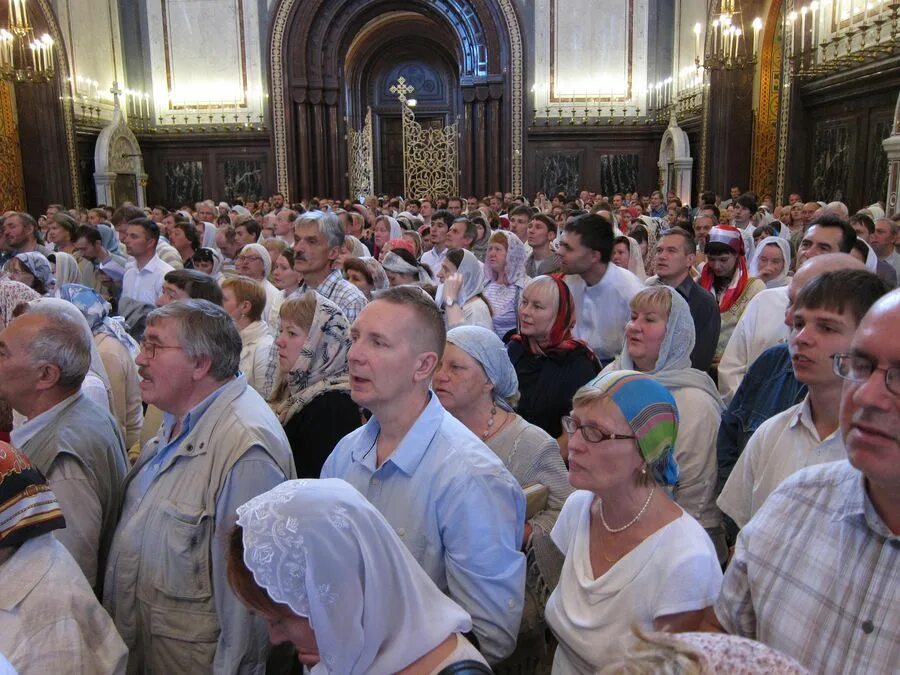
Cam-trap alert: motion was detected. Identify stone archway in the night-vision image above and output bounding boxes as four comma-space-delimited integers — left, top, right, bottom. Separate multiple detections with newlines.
658, 113, 692, 204
269, 0, 523, 200
94, 104, 147, 207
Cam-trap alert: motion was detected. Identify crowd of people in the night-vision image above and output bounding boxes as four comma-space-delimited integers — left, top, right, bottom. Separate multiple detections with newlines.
0, 186, 897, 674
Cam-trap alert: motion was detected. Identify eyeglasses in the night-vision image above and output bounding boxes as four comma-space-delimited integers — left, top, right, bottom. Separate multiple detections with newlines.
139, 340, 184, 359
832, 353, 900, 396
561, 415, 636, 444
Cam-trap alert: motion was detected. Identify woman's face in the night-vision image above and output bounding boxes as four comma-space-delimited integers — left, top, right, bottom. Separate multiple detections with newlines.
272, 255, 300, 291
475, 222, 486, 242
7, 259, 35, 288
385, 270, 415, 287
754, 243, 785, 283
221, 288, 243, 323
518, 283, 558, 340
611, 242, 631, 269
638, 239, 648, 258
436, 257, 457, 283
335, 242, 354, 269
850, 246, 867, 264
566, 398, 643, 493
47, 222, 68, 245
274, 319, 309, 372
485, 242, 507, 274
195, 259, 214, 275
169, 226, 187, 249
374, 220, 390, 248
260, 610, 319, 668
433, 343, 491, 414
625, 305, 669, 371
346, 268, 373, 296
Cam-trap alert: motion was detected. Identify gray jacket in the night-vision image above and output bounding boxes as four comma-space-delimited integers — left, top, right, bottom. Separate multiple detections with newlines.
103, 376, 295, 674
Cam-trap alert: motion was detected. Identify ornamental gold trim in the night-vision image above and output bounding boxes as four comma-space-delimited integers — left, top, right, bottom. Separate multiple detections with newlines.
348, 107, 374, 199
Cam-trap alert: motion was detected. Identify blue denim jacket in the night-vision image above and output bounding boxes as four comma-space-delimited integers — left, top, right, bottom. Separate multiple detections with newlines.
716, 344, 807, 495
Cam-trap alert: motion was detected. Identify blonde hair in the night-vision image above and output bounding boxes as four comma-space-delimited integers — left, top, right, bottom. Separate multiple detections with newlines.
597, 625, 705, 675
489, 230, 508, 248
629, 286, 672, 317
278, 291, 318, 334
221, 275, 266, 322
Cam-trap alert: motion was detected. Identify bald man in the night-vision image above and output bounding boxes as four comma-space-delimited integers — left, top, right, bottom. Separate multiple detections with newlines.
718, 253, 866, 403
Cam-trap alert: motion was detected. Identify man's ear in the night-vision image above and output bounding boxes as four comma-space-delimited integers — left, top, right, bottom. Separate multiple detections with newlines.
412, 351, 439, 384
191, 354, 214, 382
33, 362, 62, 391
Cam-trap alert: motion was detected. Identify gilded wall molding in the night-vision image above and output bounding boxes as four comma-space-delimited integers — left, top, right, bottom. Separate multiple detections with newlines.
269, 0, 523, 199
0, 83, 26, 211
750, 0, 785, 199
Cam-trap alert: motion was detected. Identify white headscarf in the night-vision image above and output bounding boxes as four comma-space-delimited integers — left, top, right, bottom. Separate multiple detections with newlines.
378, 216, 403, 241
240, 243, 272, 278
436, 249, 485, 309
748, 236, 792, 288
381, 251, 432, 284
854, 238, 879, 273
623, 236, 647, 281
236, 478, 472, 675
199, 221, 219, 249
606, 286, 723, 407
50, 251, 80, 291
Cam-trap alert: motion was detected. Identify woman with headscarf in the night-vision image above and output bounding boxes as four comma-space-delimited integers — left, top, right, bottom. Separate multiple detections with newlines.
381, 248, 433, 287
335, 235, 368, 269
373, 215, 402, 260
48, 251, 81, 295
604, 286, 726, 559
545, 371, 723, 672
268, 292, 361, 478
0, 441, 128, 673
5, 252, 53, 295
59, 284, 143, 450
235, 242, 282, 325
228, 478, 488, 674
483, 230, 530, 339
748, 236, 791, 288
507, 275, 600, 446
436, 248, 492, 330
21, 297, 114, 414
342, 256, 389, 301
470, 214, 492, 262
611, 235, 647, 281
699, 225, 766, 364
191, 246, 224, 280
435, 325, 572, 672
630, 216, 661, 277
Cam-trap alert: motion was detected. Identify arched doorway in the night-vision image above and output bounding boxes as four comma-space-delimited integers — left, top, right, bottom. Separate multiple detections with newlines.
269, 0, 523, 200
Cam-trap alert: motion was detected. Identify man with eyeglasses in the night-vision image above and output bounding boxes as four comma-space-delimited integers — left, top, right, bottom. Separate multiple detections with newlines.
718, 269, 887, 529
707, 288, 900, 673
103, 300, 295, 673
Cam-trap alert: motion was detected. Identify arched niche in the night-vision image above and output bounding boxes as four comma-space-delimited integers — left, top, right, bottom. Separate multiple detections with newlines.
269, 0, 523, 199
94, 106, 147, 208
658, 113, 693, 204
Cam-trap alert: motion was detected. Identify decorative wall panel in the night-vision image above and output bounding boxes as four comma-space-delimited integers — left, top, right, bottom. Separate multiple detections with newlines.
811, 124, 851, 203
540, 153, 580, 196
599, 154, 639, 195
222, 159, 264, 202
867, 117, 892, 206
0, 82, 25, 212
164, 160, 204, 206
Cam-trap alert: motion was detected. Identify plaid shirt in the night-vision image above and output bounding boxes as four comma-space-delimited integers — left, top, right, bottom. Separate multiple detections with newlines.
716, 460, 899, 674
295, 269, 367, 322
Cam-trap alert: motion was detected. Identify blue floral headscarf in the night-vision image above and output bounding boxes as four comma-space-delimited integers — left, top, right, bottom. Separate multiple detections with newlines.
59, 283, 140, 358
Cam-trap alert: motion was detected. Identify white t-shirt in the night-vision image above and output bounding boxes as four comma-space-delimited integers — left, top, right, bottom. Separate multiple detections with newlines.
565, 264, 643, 361
546, 491, 723, 674
717, 396, 845, 528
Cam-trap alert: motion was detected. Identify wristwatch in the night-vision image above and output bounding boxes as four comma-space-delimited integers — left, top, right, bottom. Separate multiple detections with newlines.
445, 297, 457, 307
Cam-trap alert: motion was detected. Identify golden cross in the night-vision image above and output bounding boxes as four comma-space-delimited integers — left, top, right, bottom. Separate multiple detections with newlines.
390, 77, 415, 102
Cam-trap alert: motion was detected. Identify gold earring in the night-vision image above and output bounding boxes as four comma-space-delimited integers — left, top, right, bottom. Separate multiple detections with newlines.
641, 466, 647, 475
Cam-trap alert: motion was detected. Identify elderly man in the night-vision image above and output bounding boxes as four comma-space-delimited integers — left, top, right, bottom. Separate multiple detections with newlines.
871, 217, 900, 278
706, 289, 900, 673
3, 212, 51, 256
292, 210, 367, 321
0, 308, 128, 589
321, 287, 526, 664
103, 300, 295, 674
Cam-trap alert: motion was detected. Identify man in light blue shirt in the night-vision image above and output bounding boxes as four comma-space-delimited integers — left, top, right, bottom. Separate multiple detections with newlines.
321, 286, 526, 664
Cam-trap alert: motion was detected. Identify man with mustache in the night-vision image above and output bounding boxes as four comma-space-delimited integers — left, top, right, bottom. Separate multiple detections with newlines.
707, 288, 900, 674
718, 269, 887, 528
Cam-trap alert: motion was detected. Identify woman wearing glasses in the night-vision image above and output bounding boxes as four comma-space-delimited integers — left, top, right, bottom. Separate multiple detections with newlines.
545, 371, 722, 673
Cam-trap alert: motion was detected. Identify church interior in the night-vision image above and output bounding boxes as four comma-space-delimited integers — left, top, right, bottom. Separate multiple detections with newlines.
1, 0, 898, 211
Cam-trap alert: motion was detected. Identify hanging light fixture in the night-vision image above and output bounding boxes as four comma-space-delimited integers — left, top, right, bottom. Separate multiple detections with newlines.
0, 0, 54, 83
702, 0, 763, 69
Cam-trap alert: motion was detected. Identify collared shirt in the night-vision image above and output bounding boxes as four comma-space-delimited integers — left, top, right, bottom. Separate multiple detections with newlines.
10, 393, 79, 447
321, 393, 526, 664
524, 251, 561, 278
565, 264, 643, 360
716, 460, 899, 673
295, 269, 367, 322
646, 274, 720, 371
421, 246, 448, 276
717, 396, 845, 528
881, 248, 900, 279
716, 344, 807, 495
717, 287, 790, 404
121, 253, 173, 304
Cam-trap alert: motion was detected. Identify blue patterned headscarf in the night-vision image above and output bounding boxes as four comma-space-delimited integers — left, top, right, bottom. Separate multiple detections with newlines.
59, 283, 140, 358
585, 370, 680, 485
446, 325, 519, 411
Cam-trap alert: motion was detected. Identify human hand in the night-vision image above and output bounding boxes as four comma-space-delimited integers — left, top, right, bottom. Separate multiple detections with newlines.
443, 272, 464, 303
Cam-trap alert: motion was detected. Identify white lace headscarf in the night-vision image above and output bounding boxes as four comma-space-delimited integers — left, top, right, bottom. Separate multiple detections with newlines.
748, 236, 791, 288
236, 478, 472, 674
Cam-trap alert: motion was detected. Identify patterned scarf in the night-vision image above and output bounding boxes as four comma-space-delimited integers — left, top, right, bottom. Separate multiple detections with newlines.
269, 294, 353, 424
699, 225, 750, 312
0, 440, 66, 548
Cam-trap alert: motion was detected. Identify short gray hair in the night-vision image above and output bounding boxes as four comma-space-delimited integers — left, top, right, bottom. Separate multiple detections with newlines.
876, 217, 899, 235
21, 301, 92, 389
146, 299, 241, 381
295, 209, 344, 248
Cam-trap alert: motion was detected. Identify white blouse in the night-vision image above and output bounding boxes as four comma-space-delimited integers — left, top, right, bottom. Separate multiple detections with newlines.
545, 490, 723, 673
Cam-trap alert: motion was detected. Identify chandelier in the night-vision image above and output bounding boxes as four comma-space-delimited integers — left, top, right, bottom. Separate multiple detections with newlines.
702, 1, 764, 69
0, 0, 54, 83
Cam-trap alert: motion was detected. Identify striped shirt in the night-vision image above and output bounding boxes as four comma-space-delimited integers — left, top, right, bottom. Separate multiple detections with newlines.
715, 460, 899, 674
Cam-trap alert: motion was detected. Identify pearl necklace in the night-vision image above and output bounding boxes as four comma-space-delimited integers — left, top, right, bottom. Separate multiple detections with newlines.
482, 403, 499, 439
598, 486, 656, 533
